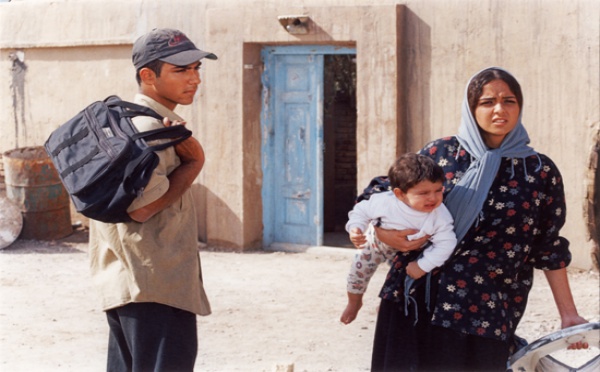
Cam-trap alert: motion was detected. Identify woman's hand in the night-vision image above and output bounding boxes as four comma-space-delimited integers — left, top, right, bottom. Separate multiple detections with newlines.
561, 314, 589, 350
544, 269, 589, 350
374, 227, 430, 252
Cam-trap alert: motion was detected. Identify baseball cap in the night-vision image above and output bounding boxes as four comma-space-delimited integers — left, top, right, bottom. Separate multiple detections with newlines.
132, 28, 217, 70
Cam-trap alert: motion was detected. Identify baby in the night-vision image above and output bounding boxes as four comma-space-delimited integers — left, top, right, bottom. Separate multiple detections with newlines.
341, 153, 457, 324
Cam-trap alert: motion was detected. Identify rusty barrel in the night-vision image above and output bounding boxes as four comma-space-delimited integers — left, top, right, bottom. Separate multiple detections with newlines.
2, 146, 72, 240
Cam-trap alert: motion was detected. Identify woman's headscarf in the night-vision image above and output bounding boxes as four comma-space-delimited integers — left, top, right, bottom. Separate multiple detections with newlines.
444, 67, 538, 243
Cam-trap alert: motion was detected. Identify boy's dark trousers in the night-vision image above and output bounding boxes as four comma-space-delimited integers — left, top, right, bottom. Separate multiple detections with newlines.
106, 302, 197, 372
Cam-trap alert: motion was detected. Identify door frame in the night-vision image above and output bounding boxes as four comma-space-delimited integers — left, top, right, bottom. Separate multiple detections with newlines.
260, 45, 357, 248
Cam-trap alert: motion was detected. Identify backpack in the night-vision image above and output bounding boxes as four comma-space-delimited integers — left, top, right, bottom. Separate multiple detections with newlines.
44, 95, 192, 223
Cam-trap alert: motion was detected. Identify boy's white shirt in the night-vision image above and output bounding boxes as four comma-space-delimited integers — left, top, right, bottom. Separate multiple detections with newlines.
346, 191, 457, 272
126, 94, 183, 212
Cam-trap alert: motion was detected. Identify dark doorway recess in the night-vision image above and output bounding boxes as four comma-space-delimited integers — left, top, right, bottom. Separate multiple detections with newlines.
323, 54, 357, 248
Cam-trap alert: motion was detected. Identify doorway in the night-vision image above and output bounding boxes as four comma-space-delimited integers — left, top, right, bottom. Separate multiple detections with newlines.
261, 46, 356, 248
323, 55, 357, 248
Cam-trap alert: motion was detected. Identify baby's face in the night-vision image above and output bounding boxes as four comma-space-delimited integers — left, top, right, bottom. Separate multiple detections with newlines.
395, 180, 444, 213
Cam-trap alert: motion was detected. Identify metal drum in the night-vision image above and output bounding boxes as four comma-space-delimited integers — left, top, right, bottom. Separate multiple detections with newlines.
3, 146, 72, 240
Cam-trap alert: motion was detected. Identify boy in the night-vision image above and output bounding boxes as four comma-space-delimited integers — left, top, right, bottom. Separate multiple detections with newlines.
340, 153, 457, 324
88, 28, 217, 371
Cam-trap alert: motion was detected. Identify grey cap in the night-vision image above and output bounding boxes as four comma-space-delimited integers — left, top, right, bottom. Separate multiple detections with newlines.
132, 28, 217, 70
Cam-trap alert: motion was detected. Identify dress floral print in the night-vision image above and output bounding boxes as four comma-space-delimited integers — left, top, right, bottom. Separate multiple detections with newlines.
379, 136, 571, 342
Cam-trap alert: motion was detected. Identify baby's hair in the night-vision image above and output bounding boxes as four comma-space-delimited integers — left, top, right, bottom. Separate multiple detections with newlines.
388, 153, 444, 192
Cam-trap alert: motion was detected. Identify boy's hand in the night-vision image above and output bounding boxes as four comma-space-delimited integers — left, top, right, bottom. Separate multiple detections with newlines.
163, 117, 186, 127
340, 292, 363, 324
406, 261, 426, 279
349, 227, 366, 248
162, 117, 203, 164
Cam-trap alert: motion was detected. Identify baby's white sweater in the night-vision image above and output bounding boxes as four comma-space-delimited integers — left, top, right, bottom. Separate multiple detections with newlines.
346, 191, 457, 272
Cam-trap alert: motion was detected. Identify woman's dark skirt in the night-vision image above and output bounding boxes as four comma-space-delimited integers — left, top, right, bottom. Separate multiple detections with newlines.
371, 278, 435, 372
371, 289, 511, 371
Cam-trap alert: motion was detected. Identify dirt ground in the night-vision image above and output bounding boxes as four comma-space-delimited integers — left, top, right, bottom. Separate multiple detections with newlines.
0, 229, 598, 372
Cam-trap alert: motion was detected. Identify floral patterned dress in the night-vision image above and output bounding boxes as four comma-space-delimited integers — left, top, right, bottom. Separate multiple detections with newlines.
379, 136, 571, 342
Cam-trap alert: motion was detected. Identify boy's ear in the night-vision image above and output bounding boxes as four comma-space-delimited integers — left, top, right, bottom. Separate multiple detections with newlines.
392, 188, 404, 198
139, 67, 156, 84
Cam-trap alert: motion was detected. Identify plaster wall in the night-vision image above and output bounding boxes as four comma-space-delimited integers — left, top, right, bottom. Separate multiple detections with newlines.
1, 0, 598, 268
403, 0, 600, 271
0, 0, 216, 240
202, 5, 402, 249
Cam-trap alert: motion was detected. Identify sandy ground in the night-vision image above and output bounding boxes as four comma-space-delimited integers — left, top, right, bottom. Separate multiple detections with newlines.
0, 229, 598, 372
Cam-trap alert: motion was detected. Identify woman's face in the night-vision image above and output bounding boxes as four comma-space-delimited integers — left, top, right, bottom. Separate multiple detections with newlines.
474, 79, 521, 148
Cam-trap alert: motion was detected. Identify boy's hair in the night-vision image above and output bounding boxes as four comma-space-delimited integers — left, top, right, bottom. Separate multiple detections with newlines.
135, 59, 165, 85
388, 153, 444, 192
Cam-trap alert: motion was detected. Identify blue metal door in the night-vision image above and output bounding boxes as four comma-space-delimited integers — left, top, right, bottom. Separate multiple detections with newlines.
261, 46, 355, 247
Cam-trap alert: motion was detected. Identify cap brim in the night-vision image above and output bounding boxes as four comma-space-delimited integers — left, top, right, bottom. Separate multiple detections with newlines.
160, 49, 218, 66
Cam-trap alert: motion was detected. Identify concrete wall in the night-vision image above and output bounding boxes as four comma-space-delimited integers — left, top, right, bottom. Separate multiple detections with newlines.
1, 0, 598, 268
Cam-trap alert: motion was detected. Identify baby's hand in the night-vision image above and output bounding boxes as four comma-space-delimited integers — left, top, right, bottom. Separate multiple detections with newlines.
406, 261, 426, 279
349, 228, 366, 249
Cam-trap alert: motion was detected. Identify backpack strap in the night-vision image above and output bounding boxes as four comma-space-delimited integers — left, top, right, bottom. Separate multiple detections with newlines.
130, 125, 191, 144
122, 130, 192, 188
104, 96, 195, 181
107, 98, 193, 144
123, 125, 193, 186
106, 98, 164, 121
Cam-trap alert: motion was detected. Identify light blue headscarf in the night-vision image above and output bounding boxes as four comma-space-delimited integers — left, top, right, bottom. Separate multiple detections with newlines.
444, 67, 538, 243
